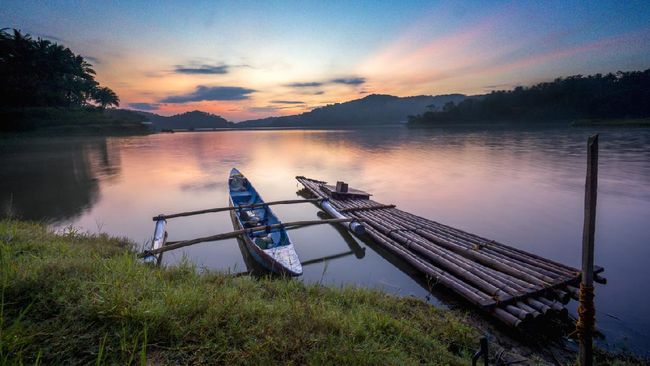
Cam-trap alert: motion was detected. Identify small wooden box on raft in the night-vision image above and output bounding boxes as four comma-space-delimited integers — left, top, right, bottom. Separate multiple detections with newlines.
321, 181, 371, 200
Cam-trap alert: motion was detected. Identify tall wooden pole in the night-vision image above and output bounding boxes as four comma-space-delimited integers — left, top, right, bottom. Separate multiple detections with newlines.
579, 134, 598, 366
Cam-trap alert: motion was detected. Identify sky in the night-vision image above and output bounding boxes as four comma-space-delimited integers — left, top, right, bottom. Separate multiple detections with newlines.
2, 0, 650, 121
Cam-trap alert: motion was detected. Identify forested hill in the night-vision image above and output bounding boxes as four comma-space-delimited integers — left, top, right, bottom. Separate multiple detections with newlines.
135, 110, 233, 130
237, 94, 467, 128
408, 69, 650, 125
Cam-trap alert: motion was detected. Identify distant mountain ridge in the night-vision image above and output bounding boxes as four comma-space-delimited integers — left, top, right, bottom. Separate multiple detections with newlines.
237, 94, 467, 127
125, 93, 467, 130
134, 110, 234, 130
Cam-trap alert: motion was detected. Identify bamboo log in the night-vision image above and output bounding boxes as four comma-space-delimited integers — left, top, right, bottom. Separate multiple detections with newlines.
525, 298, 552, 314
339, 197, 569, 308
493, 308, 522, 328
516, 301, 542, 318
505, 305, 533, 321
362, 224, 494, 307
537, 297, 568, 317
391, 209, 576, 278
361, 206, 568, 316
391, 208, 578, 277
363, 210, 536, 293
396, 229, 526, 296
360, 211, 514, 301
386, 209, 564, 284
320, 200, 365, 235
566, 285, 580, 300
339, 204, 396, 213
139, 218, 356, 257
363, 211, 524, 298
154, 198, 324, 220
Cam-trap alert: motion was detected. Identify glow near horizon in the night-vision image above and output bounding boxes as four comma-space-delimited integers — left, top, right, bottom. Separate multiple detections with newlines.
2, 0, 649, 121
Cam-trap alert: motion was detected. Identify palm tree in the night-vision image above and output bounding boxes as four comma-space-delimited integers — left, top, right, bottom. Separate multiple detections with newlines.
92, 86, 119, 109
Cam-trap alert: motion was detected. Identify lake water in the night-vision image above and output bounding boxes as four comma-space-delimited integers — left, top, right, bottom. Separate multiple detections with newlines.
2, 126, 649, 355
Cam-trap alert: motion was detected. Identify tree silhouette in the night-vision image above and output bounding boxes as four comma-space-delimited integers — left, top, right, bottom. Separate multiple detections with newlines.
408, 69, 650, 124
92, 87, 120, 109
0, 28, 118, 109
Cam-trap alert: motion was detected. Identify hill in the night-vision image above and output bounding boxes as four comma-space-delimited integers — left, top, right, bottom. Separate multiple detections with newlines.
134, 110, 234, 130
237, 94, 466, 128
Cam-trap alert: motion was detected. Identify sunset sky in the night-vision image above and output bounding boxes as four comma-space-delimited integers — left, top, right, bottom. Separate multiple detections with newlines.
2, 0, 649, 121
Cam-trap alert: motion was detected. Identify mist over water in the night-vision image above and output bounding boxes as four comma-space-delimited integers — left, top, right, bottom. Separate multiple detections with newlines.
2, 126, 649, 354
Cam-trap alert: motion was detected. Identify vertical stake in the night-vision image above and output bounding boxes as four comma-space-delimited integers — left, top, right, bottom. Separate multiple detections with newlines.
579, 134, 598, 366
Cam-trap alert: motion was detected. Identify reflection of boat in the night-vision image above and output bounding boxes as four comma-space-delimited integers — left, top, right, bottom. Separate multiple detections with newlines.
228, 168, 302, 276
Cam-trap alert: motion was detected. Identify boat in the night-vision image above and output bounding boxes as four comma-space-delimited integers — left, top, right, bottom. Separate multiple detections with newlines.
228, 168, 303, 276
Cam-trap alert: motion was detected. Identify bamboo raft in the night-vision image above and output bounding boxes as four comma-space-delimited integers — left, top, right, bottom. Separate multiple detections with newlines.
297, 176, 605, 328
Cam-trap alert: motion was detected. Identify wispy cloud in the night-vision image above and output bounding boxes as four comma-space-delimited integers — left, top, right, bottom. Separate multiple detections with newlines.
286, 81, 323, 88
174, 64, 229, 74
129, 102, 160, 110
270, 100, 304, 104
285, 76, 366, 89
247, 106, 279, 113
331, 77, 366, 85
161, 86, 255, 103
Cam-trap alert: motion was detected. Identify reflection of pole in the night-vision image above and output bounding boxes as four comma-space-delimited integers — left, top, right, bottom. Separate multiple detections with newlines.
579, 135, 598, 366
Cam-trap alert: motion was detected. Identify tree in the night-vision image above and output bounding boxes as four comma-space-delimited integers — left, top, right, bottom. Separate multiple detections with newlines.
0, 28, 118, 109
92, 87, 119, 109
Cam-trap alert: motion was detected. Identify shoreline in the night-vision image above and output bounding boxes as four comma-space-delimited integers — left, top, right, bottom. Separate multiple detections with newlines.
0, 219, 644, 365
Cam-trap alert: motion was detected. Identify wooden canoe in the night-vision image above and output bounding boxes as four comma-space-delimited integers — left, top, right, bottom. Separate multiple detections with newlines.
228, 168, 302, 276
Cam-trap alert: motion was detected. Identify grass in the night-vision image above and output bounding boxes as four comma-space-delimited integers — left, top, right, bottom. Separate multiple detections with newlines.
0, 220, 479, 365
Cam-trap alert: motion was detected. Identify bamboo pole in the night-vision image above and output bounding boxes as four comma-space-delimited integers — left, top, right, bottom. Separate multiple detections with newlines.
537, 297, 568, 316
392, 209, 573, 279
138, 218, 356, 257
362, 210, 524, 298
386, 210, 556, 286
493, 308, 522, 328
505, 305, 533, 321
516, 301, 542, 318
579, 134, 598, 366
362, 224, 494, 307
153, 198, 324, 220
525, 298, 551, 314
364, 209, 540, 292
391, 208, 578, 277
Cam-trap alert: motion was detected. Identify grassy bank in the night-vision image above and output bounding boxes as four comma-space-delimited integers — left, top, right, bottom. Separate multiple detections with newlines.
1, 220, 645, 365
1, 220, 479, 365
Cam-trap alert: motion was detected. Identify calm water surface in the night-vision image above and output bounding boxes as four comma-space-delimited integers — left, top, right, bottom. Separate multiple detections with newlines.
2, 127, 649, 354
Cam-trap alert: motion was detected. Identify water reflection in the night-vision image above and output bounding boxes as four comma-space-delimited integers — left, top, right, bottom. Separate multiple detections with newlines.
0, 136, 120, 222
2, 127, 650, 354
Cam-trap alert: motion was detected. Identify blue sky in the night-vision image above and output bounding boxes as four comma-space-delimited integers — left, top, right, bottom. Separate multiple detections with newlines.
2, 0, 649, 120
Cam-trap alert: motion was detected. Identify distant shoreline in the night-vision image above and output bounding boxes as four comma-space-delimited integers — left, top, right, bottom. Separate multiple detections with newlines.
571, 118, 650, 127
